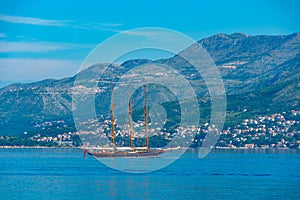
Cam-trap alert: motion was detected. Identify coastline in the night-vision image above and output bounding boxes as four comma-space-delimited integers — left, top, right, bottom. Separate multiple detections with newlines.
1, 145, 299, 151
0, 145, 76, 149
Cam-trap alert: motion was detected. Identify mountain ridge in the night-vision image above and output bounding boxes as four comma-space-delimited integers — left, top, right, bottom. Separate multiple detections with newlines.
0, 32, 299, 135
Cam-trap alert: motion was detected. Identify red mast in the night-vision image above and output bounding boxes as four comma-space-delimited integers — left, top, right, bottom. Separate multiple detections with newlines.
111, 85, 115, 144
144, 85, 149, 151
129, 94, 133, 148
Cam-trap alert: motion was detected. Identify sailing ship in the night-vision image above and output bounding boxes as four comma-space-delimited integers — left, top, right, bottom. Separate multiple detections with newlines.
87, 85, 166, 158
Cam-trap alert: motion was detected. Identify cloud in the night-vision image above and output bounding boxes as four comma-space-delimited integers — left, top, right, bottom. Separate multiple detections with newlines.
0, 41, 94, 53
0, 58, 80, 81
0, 14, 123, 32
93, 22, 123, 27
0, 14, 71, 27
73, 22, 123, 32
0, 33, 6, 38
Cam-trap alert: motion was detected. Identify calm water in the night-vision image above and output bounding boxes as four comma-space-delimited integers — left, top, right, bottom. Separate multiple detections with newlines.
0, 148, 299, 200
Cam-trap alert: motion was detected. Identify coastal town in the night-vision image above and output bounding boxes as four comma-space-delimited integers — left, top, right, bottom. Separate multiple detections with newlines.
1, 110, 299, 149
215, 110, 300, 149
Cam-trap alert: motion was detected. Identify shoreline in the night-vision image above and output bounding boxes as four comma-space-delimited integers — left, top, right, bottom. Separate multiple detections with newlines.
1, 145, 299, 151
0, 145, 75, 149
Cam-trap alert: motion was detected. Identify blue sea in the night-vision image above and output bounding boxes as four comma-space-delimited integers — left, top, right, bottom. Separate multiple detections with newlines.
0, 148, 299, 200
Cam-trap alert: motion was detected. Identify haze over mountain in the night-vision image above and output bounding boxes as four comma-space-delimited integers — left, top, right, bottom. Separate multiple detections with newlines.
0, 32, 299, 135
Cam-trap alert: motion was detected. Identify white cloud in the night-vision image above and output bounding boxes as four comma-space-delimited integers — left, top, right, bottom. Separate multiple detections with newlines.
0, 41, 94, 53
0, 14, 123, 32
0, 58, 81, 81
0, 14, 71, 27
73, 22, 123, 32
89, 22, 123, 28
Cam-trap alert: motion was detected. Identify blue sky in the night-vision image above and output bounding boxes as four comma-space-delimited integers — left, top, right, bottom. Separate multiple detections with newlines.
0, 0, 299, 83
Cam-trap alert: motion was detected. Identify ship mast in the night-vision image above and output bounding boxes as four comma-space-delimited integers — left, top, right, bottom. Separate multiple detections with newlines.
111, 85, 115, 144
144, 85, 149, 151
129, 92, 133, 148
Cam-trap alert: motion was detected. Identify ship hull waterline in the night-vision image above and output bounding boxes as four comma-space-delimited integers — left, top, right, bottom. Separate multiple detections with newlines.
87, 149, 165, 158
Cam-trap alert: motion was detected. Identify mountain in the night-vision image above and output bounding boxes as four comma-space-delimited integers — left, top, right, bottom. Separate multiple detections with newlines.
201, 32, 300, 92
0, 32, 299, 135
